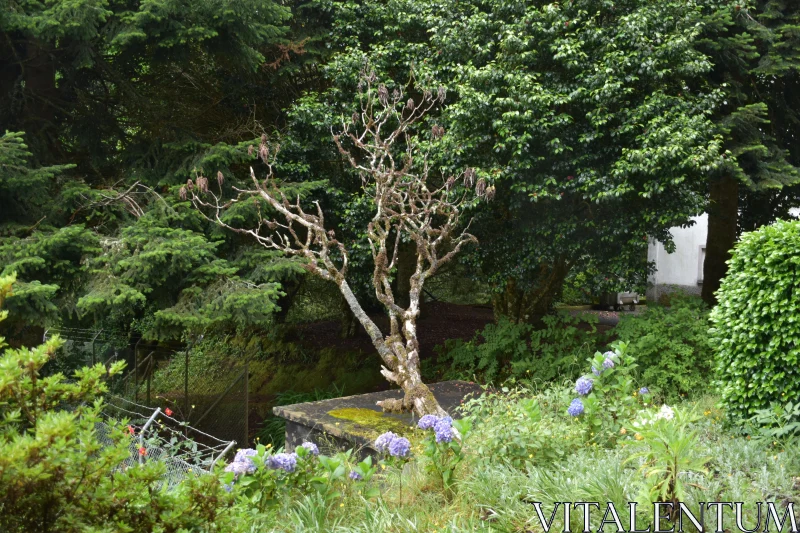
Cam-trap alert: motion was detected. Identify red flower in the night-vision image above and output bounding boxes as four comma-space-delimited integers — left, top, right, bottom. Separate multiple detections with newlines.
164, 408, 173, 417
127, 425, 134, 435
567, 175, 574, 181
138, 447, 146, 456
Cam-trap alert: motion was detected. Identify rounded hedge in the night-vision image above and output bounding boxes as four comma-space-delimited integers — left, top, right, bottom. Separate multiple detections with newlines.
710, 219, 800, 419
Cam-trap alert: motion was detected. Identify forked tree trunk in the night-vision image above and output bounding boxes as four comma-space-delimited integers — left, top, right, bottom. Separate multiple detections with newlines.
336, 278, 446, 416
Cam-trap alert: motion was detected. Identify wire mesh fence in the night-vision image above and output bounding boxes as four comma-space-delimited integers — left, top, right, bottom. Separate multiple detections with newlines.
98, 396, 236, 489
45, 328, 251, 448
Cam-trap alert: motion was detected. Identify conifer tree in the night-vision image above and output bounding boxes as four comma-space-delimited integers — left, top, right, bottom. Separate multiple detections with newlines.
698, 1, 800, 305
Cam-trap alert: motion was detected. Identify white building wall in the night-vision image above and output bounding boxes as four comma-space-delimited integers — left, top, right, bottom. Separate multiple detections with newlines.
647, 208, 800, 303
647, 214, 707, 302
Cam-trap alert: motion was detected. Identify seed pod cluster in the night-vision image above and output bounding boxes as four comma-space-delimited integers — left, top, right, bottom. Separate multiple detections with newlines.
463, 168, 476, 188
196, 175, 209, 193
378, 84, 389, 106
475, 178, 486, 197
431, 125, 445, 140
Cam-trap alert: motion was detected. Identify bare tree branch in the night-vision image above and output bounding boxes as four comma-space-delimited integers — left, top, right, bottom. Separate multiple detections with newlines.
189, 71, 492, 417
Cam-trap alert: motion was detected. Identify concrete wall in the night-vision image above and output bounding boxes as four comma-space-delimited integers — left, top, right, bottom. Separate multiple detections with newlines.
647, 208, 800, 303
647, 214, 707, 302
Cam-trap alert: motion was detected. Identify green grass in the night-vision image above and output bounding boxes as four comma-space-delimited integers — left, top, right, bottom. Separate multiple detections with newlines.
223, 393, 800, 532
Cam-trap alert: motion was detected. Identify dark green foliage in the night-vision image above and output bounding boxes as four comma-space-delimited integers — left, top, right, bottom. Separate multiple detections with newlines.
0, 0, 318, 339
1, 226, 100, 325
435, 313, 600, 384
0, 131, 74, 227
613, 296, 714, 403
711, 219, 800, 419
1, 0, 291, 170
306, 0, 725, 321
697, 1, 800, 304
75, 206, 298, 340
698, 1, 800, 192
0, 132, 95, 328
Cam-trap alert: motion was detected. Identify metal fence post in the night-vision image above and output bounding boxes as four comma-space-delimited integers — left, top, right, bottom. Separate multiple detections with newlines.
184, 350, 189, 417
146, 356, 152, 405
134, 349, 139, 402
91, 329, 102, 366
139, 407, 161, 465
213, 440, 237, 466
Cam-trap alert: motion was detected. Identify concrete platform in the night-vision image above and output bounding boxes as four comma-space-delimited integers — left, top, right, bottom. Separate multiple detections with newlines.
273, 380, 484, 457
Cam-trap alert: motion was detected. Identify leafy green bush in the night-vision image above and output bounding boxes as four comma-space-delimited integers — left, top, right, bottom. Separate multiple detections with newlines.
463, 384, 588, 470
565, 342, 647, 446
435, 313, 600, 384
222, 445, 380, 510
746, 402, 800, 446
0, 273, 232, 532
613, 296, 713, 403
710, 219, 800, 419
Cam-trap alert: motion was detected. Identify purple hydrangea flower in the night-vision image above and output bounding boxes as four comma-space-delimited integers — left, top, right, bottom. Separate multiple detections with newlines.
418, 414, 438, 430
349, 470, 363, 480
233, 448, 258, 462
301, 441, 319, 456
224, 448, 257, 475
374, 431, 397, 453
592, 366, 601, 376
223, 481, 234, 493
433, 418, 454, 443
639, 387, 649, 395
267, 452, 297, 473
575, 377, 593, 396
567, 398, 584, 417
388, 436, 411, 458
602, 358, 615, 369
603, 350, 616, 359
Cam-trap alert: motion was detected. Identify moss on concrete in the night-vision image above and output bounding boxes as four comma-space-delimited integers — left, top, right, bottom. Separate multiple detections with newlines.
327, 407, 412, 438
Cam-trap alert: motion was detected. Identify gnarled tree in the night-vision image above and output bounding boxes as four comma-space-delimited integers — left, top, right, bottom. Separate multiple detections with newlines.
189, 74, 488, 416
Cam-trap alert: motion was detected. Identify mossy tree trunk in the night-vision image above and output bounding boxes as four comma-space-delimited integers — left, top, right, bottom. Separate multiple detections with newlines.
337, 277, 446, 416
